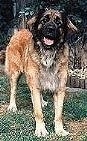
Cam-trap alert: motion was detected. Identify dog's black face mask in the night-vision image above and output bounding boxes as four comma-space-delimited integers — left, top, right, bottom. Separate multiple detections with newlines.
39, 17, 63, 46
34, 9, 67, 49
28, 9, 77, 67
28, 9, 77, 50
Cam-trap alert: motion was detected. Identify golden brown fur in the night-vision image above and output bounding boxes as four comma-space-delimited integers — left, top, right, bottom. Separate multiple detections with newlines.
5, 9, 77, 137
5, 28, 69, 136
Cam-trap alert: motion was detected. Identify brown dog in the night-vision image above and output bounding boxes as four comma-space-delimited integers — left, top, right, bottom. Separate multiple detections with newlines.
5, 9, 77, 137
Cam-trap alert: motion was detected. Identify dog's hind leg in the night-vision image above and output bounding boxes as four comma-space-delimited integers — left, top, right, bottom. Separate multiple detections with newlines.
41, 95, 48, 108
7, 71, 21, 112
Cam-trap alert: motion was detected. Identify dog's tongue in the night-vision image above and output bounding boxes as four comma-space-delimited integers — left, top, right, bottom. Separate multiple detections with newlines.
44, 37, 54, 45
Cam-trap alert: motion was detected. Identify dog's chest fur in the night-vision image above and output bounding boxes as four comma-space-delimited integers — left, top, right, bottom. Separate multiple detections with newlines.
28, 43, 68, 92
33, 46, 60, 91
39, 65, 59, 91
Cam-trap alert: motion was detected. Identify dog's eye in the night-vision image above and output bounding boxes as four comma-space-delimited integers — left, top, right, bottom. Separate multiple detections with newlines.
55, 18, 62, 27
40, 15, 50, 24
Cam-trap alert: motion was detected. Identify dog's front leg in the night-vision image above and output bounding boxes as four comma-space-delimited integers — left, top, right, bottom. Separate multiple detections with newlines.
32, 89, 48, 137
54, 70, 69, 136
26, 73, 48, 137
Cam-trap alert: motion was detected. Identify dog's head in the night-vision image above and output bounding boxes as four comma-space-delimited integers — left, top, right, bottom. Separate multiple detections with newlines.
28, 9, 77, 68
28, 9, 77, 50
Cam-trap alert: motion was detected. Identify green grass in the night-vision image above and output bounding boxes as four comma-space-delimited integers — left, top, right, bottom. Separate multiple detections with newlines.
1, 74, 87, 141
64, 91, 87, 121
80, 134, 87, 141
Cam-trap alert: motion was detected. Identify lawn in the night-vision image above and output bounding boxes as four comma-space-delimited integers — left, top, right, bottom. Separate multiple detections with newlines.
0, 72, 87, 141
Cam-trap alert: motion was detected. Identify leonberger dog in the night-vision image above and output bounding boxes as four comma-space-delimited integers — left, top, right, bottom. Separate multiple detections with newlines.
5, 8, 77, 137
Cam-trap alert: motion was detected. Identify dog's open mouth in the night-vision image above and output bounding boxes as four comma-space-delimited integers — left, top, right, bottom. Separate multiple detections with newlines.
43, 37, 54, 46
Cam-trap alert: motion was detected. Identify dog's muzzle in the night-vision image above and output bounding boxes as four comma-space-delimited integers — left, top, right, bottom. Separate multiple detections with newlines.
41, 22, 61, 46
43, 25, 57, 39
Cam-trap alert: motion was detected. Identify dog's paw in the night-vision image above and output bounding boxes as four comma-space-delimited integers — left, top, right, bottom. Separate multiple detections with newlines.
55, 129, 69, 136
35, 124, 48, 137
7, 104, 17, 112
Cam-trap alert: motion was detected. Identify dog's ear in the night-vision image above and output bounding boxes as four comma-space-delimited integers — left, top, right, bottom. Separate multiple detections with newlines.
61, 10, 77, 32
67, 19, 77, 31
27, 8, 45, 32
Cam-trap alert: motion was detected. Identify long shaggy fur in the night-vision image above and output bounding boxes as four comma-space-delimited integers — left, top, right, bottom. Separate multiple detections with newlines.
5, 9, 77, 137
